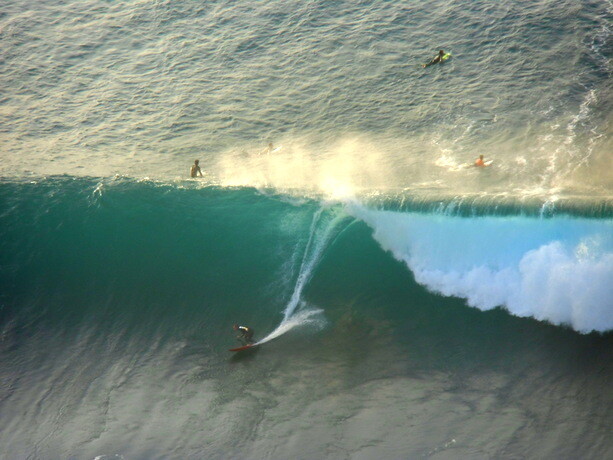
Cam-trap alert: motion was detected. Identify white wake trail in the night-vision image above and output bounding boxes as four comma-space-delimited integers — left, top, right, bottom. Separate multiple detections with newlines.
257, 206, 348, 345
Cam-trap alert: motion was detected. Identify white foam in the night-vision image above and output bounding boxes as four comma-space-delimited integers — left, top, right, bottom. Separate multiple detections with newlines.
349, 204, 613, 333
258, 206, 348, 344
257, 308, 326, 345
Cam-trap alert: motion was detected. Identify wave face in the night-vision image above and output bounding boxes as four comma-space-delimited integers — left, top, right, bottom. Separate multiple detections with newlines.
1, 177, 612, 459
0, 178, 320, 332
2, 177, 610, 338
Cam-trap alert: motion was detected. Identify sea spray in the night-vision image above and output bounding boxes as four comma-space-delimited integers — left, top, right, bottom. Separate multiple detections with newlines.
256, 309, 325, 345
257, 205, 351, 344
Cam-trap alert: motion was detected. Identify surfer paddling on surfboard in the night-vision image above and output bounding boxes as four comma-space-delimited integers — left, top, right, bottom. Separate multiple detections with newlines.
423, 49, 450, 68
233, 324, 254, 345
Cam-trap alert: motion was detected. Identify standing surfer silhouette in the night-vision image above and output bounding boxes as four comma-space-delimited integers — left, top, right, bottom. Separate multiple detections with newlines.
233, 324, 254, 344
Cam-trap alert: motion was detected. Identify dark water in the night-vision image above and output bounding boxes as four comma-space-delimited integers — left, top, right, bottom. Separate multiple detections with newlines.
0, 177, 611, 459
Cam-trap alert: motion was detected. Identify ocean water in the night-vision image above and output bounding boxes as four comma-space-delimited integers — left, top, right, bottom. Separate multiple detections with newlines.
1, 0, 612, 459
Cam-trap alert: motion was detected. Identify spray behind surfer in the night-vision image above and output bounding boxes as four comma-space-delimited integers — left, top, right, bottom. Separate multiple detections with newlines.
229, 208, 349, 352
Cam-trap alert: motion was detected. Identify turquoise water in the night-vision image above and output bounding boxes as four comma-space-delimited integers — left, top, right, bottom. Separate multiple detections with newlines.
1, 0, 612, 458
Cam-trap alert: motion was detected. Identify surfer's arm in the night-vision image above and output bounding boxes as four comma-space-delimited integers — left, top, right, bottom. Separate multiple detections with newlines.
423, 57, 439, 68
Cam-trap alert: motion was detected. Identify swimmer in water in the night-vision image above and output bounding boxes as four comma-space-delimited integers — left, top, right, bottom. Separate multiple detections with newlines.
474, 155, 490, 167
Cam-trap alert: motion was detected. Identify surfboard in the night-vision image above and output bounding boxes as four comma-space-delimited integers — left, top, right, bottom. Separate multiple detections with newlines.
259, 146, 282, 155
422, 53, 452, 67
229, 343, 258, 352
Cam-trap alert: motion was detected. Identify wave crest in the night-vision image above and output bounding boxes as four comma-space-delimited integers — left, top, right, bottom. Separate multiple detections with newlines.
350, 204, 613, 333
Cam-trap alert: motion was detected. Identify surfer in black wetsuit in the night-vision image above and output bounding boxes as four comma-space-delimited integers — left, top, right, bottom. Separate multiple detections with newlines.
423, 49, 445, 68
233, 324, 254, 344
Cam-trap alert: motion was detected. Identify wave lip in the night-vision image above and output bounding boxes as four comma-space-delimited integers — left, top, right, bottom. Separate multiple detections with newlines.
350, 204, 613, 333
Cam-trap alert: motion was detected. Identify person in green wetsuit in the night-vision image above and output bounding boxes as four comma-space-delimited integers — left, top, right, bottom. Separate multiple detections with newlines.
423, 50, 446, 68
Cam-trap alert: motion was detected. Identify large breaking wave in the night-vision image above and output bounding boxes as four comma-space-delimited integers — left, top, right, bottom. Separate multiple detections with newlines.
350, 203, 613, 333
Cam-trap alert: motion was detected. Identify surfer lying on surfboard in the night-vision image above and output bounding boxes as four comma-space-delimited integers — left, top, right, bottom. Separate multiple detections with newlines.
233, 324, 255, 344
423, 49, 450, 67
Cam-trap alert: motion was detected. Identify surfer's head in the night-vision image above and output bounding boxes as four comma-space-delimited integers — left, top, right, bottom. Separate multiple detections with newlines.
233, 324, 239, 330
439, 50, 444, 55
194, 159, 199, 165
